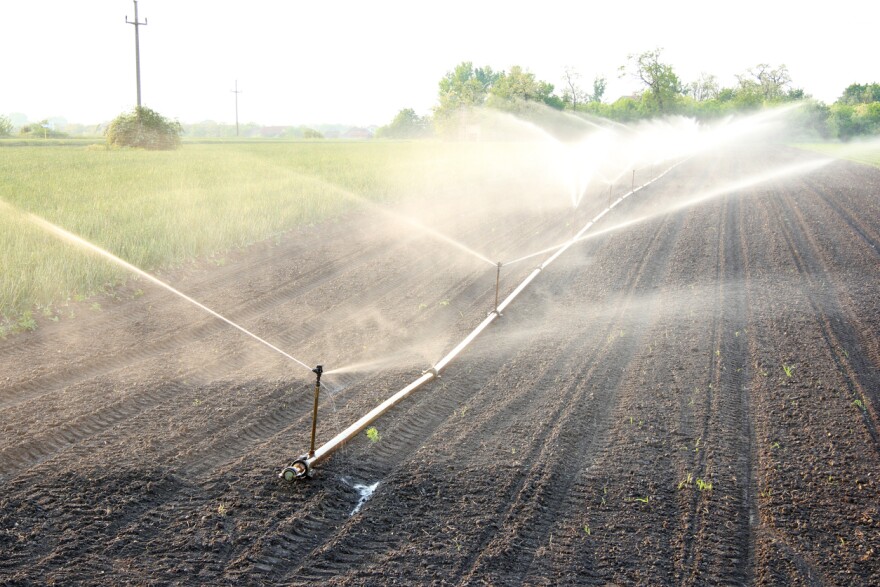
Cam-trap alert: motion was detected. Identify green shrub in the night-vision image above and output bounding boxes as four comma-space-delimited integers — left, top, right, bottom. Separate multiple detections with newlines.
0, 115, 13, 137
18, 120, 67, 139
106, 106, 182, 150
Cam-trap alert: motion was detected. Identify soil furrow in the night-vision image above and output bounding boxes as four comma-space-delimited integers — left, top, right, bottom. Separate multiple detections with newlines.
0, 242, 380, 412
464, 211, 685, 584
746, 184, 877, 584
0, 381, 187, 482
3, 147, 879, 585
775, 189, 880, 450
273, 198, 682, 584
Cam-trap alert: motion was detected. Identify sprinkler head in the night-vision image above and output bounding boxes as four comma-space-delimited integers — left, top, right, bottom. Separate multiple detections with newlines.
312, 364, 323, 384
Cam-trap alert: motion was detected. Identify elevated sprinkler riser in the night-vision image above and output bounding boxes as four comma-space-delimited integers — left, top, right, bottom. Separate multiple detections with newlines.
278, 364, 323, 481
308, 365, 323, 458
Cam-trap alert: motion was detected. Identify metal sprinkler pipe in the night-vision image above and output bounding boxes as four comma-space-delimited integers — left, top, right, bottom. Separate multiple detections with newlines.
280, 158, 689, 481
494, 261, 503, 315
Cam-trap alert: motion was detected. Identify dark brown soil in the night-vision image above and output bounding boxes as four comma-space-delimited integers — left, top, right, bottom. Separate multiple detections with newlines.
1, 145, 878, 586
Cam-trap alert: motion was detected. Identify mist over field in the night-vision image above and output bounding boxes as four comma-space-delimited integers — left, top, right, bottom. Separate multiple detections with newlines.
2, 5, 880, 585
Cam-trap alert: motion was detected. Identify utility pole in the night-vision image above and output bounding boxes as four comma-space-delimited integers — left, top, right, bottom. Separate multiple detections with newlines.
231, 80, 242, 136
125, 0, 148, 108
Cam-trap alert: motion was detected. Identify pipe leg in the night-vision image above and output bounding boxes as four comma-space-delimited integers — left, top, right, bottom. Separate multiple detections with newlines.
308, 365, 323, 458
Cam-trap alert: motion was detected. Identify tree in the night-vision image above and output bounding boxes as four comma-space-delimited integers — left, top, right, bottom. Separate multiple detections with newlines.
561, 67, 587, 110
106, 106, 182, 149
688, 73, 720, 102
828, 104, 858, 140
606, 96, 641, 122
838, 83, 880, 105
376, 108, 431, 139
0, 115, 12, 137
487, 66, 560, 111
435, 62, 499, 119
736, 64, 793, 102
590, 75, 607, 103
859, 102, 880, 134
828, 102, 880, 140
787, 100, 830, 140
622, 48, 684, 114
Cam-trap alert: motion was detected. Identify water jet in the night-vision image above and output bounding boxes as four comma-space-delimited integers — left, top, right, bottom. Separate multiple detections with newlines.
17, 208, 316, 375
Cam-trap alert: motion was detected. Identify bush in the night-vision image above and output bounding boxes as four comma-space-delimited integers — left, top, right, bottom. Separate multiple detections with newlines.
0, 115, 12, 137
106, 106, 182, 150
18, 120, 67, 139
376, 108, 432, 139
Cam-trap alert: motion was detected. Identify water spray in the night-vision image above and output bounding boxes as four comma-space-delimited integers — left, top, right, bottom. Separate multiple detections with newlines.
277, 111, 826, 481
279, 160, 687, 482
20, 211, 316, 376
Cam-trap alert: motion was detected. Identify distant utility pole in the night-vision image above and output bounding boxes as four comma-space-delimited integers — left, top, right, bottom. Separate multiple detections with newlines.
231, 80, 242, 136
125, 0, 148, 108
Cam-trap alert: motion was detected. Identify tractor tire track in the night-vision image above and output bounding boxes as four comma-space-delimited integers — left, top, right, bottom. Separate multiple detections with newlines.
260, 197, 683, 584
0, 380, 190, 482
681, 195, 755, 585
149, 215, 576, 576
0, 244, 380, 411
172, 218, 566, 480
773, 188, 880, 450
4, 147, 879, 585
457, 211, 685, 584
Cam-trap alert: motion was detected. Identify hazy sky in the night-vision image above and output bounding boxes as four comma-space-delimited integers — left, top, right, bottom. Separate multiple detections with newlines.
2, 1, 876, 126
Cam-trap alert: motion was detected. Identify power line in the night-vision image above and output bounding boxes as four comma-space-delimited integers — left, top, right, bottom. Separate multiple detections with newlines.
125, 0, 148, 108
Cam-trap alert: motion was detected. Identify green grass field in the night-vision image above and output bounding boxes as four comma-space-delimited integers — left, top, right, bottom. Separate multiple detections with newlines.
0, 141, 481, 334
794, 141, 880, 168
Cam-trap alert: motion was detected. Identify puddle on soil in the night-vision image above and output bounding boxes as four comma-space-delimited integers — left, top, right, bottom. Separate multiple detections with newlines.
342, 477, 381, 516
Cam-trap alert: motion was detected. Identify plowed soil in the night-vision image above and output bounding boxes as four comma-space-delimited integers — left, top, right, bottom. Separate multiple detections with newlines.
2, 145, 879, 586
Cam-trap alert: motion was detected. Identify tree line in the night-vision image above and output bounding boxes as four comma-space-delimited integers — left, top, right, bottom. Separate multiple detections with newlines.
377, 49, 880, 141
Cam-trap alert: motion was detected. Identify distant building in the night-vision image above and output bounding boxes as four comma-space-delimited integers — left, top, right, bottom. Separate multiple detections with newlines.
341, 127, 373, 140
258, 126, 287, 138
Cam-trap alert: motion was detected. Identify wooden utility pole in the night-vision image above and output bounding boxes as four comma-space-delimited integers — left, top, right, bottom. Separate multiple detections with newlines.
126, 0, 148, 107
232, 81, 242, 136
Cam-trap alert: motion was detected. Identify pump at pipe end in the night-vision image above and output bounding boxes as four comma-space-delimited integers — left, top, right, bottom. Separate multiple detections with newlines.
280, 456, 311, 481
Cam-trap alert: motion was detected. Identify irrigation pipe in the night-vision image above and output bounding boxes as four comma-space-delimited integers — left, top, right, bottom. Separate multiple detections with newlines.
281, 159, 686, 480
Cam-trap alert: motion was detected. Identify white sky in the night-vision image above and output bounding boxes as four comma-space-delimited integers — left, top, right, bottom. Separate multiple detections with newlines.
2, 1, 877, 126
